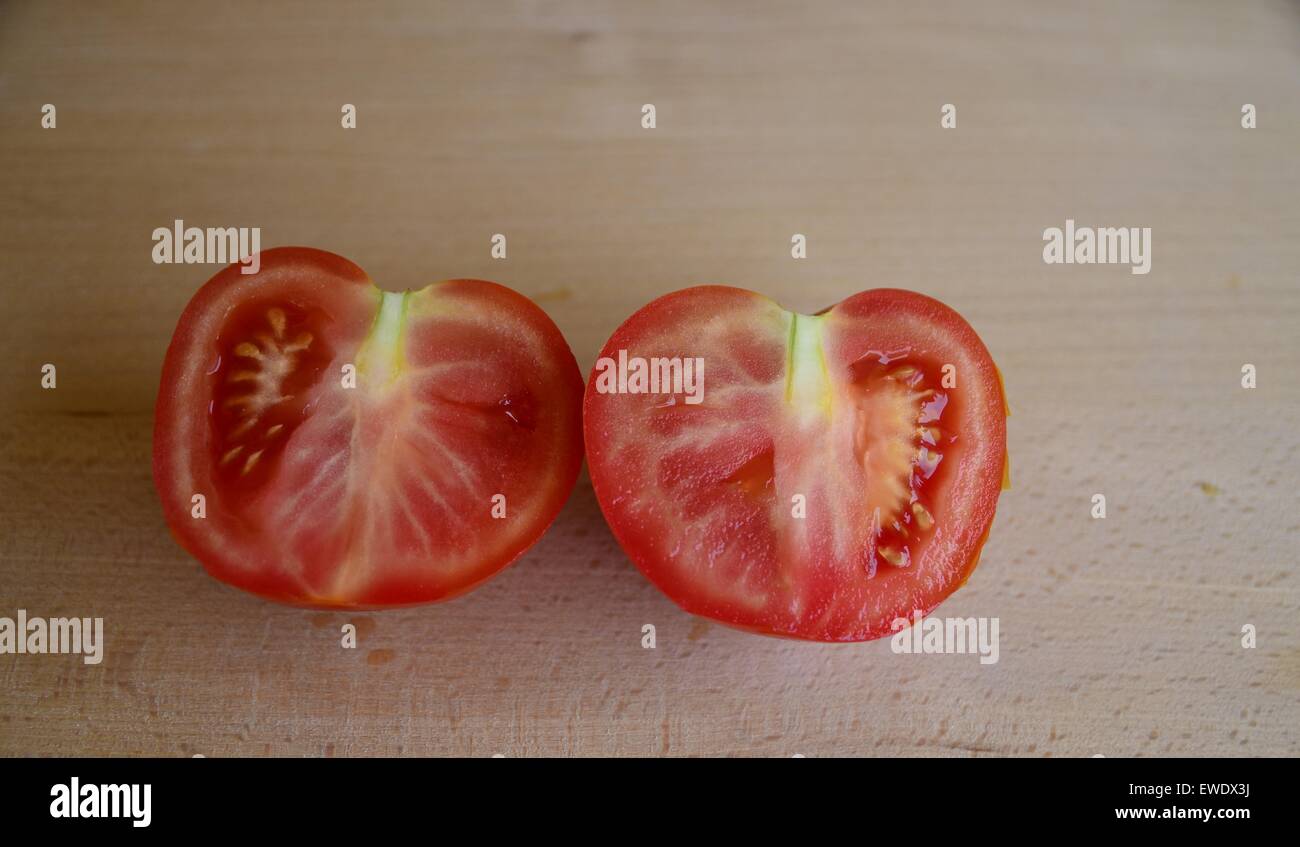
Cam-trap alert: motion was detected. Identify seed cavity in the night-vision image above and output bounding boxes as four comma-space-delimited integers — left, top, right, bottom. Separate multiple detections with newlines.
851, 352, 950, 578
919, 393, 948, 424
242, 449, 263, 475
267, 307, 287, 338
284, 332, 312, 353
878, 545, 908, 568
917, 448, 942, 480
889, 365, 923, 387
228, 417, 257, 439
212, 302, 331, 492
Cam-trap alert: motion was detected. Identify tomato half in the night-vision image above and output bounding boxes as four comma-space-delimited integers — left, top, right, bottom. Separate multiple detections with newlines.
583, 287, 1008, 641
153, 248, 584, 608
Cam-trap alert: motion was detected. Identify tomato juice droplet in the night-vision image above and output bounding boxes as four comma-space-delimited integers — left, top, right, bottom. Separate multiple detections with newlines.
498, 391, 538, 430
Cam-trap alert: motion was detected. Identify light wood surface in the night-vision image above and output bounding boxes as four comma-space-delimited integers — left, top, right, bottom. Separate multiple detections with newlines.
1, 1, 1298, 757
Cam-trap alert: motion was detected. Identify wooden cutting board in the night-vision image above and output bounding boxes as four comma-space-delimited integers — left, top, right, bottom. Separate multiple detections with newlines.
1, 0, 1297, 756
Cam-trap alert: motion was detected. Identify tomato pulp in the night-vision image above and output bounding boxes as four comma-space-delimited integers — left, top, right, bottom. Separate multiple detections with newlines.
583, 287, 1008, 641
154, 248, 584, 607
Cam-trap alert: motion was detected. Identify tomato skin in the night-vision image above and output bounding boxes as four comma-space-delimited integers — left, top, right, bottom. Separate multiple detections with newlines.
154, 248, 584, 608
584, 286, 1007, 642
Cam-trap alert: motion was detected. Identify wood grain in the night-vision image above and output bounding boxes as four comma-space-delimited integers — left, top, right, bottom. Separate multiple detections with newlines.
1, 0, 1297, 756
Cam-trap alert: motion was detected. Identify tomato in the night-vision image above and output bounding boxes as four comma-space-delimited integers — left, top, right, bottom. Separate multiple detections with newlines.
583, 287, 1008, 642
153, 248, 583, 608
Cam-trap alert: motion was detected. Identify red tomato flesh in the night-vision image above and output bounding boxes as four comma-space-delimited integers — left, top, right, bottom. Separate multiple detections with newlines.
154, 248, 583, 608
583, 287, 1008, 641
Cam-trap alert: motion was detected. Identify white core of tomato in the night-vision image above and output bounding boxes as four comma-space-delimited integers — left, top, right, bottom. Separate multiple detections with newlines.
785, 312, 830, 421
356, 290, 409, 388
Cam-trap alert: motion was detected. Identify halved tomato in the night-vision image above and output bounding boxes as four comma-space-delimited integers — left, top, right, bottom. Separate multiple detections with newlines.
153, 248, 583, 608
583, 287, 1007, 641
